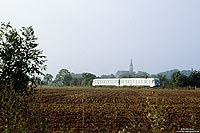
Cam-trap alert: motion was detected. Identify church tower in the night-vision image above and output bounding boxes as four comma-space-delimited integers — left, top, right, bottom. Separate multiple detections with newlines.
129, 59, 133, 73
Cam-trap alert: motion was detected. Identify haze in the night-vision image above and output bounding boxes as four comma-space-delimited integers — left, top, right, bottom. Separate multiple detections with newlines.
1, 0, 200, 76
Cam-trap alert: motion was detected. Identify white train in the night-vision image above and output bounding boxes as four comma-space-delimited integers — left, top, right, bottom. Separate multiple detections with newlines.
92, 78, 160, 87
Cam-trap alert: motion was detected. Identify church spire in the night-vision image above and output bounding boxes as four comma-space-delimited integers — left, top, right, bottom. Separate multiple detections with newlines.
129, 59, 133, 73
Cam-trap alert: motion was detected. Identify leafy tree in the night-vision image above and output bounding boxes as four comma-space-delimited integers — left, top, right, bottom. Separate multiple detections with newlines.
70, 78, 80, 86
150, 74, 157, 78
81, 73, 96, 86
71, 73, 82, 78
188, 70, 200, 87
43, 73, 53, 85
55, 69, 72, 86
171, 72, 188, 87
135, 71, 150, 78
0, 22, 46, 92
157, 74, 170, 86
101, 74, 116, 78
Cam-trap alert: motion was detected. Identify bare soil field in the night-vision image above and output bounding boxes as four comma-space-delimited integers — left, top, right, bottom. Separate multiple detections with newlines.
33, 87, 200, 132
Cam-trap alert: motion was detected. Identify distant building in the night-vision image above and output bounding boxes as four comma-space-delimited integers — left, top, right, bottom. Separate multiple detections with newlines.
129, 59, 133, 73
115, 59, 135, 77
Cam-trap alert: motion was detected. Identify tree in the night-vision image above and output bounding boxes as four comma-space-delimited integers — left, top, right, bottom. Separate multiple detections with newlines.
157, 74, 170, 86
55, 69, 72, 86
101, 74, 116, 78
188, 70, 200, 88
0, 22, 46, 92
70, 78, 80, 86
81, 73, 96, 86
43, 73, 53, 85
135, 71, 150, 78
171, 72, 188, 87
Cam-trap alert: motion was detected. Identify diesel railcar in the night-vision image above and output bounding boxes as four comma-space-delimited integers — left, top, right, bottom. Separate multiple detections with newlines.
92, 78, 160, 87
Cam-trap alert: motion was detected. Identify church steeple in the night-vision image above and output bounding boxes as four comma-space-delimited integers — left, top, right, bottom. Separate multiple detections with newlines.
129, 59, 133, 73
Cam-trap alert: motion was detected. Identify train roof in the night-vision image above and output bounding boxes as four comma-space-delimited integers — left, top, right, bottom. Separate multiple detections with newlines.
93, 78, 120, 80
93, 78, 159, 80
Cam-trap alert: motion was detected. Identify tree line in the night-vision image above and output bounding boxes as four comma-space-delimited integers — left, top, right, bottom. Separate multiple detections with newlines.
42, 69, 96, 87
42, 69, 200, 89
158, 70, 200, 88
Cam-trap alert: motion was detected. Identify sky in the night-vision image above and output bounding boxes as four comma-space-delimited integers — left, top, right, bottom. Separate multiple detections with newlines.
1, 0, 200, 76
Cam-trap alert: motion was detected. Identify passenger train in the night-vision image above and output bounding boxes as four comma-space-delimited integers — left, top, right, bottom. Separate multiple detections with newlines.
92, 78, 160, 87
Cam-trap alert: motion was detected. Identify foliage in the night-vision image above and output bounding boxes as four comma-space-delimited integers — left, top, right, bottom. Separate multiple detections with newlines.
81, 73, 96, 86
100, 74, 116, 78
71, 73, 82, 78
0, 89, 49, 132
158, 69, 192, 79
171, 72, 188, 87
70, 78, 81, 86
48, 69, 96, 87
188, 70, 200, 87
169, 70, 200, 88
0, 22, 46, 92
144, 96, 167, 132
135, 71, 150, 78
43, 73, 53, 85
55, 69, 72, 86
157, 74, 170, 87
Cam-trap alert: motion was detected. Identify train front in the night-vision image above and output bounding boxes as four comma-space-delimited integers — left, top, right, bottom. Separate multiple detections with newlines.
154, 78, 161, 86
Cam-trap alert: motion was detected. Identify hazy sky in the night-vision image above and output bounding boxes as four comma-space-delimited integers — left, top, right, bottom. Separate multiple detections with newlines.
1, 0, 200, 76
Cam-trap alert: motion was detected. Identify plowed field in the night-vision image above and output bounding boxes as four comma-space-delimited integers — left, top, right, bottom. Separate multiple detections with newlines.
33, 87, 200, 132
